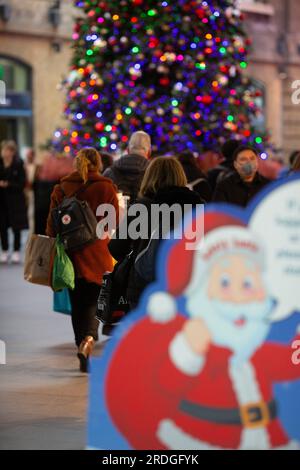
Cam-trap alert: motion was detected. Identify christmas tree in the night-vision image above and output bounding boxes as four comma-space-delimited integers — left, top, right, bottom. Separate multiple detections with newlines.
53, 0, 268, 156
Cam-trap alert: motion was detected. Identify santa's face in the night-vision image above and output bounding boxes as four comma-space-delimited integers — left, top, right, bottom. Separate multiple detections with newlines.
186, 254, 275, 361
207, 255, 266, 305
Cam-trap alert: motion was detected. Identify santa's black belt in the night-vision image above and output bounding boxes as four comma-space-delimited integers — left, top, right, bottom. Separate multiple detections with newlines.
179, 399, 277, 428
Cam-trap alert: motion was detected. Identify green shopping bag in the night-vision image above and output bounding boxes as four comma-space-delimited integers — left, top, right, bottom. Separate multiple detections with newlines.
52, 236, 75, 291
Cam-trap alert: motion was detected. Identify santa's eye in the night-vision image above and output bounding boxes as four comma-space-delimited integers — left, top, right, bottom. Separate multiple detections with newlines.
243, 277, 254, 290
220, 274, 230, 288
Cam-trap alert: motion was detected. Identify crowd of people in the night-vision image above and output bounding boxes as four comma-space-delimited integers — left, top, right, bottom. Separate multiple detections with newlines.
0, 132, 299, 371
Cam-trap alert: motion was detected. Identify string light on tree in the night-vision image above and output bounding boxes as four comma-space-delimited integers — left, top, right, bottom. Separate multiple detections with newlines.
53, 0, 269, 155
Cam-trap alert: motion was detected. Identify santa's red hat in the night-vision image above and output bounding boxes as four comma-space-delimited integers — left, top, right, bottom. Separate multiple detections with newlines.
166, 211, 247, 296
148, 211, 265, 324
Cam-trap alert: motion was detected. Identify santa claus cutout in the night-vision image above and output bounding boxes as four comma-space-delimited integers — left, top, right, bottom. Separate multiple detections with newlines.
104, 209, 300, 450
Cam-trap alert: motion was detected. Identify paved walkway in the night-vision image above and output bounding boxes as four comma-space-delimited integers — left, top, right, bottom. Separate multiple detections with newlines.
0, 258, 106, 450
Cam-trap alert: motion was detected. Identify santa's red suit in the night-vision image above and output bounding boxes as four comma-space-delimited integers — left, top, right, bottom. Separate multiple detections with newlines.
105, 308, 300, 450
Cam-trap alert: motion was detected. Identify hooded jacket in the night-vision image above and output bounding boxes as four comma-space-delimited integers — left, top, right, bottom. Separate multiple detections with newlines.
103, 153, 148, 202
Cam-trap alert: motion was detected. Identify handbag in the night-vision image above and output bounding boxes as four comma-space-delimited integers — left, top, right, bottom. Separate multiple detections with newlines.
96, 251, 134, 325
53, 289, 72, 315
24, 234, 56, 286
52, 236, 75, 291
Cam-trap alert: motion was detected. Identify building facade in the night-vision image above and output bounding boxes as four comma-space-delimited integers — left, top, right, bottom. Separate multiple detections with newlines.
0, 0, 76, 157
0, 0, 299, 160
240, 0, 300, 158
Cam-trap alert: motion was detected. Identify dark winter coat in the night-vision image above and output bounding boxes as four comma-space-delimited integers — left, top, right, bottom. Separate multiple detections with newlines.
103, 153, 148, 202
0, 157, 28, 231
213, 171, 270, 207
108, 185, 203, 308
180, 161, 212, 202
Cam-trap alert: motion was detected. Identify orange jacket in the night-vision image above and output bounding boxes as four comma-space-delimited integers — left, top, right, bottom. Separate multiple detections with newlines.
46, 170, 119, 285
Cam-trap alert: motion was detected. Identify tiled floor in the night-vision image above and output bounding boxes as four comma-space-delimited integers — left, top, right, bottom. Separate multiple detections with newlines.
0, 258, 105, 449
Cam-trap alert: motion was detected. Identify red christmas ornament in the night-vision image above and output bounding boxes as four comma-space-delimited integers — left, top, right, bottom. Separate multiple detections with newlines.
95, 122, 104, 132
202, 95, 213, 105
159, 77, 170, 86
243, 130, 251, 137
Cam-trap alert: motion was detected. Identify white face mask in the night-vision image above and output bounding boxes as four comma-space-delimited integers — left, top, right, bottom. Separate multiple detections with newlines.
235, 160, 258, 179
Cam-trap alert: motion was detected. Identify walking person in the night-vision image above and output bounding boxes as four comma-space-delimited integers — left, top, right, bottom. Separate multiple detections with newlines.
46, 147, 119, 372
177, 150, 212, 202
108, 156, 203, 311
103, 130, 150, 203
0, 140, 28, 264
213, 145, 270, 207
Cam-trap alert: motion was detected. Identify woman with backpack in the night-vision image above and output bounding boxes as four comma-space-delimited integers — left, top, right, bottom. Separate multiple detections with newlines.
108, 156, 203, 315
46, 148, 119, 372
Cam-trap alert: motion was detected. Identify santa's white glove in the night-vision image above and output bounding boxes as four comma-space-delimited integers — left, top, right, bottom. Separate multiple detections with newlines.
147, 291, 177, 323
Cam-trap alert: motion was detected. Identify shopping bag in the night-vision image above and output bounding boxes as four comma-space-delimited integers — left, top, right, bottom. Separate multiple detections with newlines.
24, 234, 56, 286
52, 236, 75, 291
53, 289, 72, 315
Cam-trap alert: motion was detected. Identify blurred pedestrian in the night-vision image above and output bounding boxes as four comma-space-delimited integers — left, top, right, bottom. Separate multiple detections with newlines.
207, 139, 240, 192
213, 145, 270, 207
109, 156, 203, 312
46, 147, 119, 372
197, 147, 222, 175
177, 150, 212, 202
0, 140, 28, 264
34, 151, 74, 234
24, 148, 36, 234
103, 130, 150, 203
291, 153, 300, 173
100, 152, 113, 173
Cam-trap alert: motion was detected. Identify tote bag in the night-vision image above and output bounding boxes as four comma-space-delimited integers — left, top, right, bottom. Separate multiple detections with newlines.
24, 234, 56, 286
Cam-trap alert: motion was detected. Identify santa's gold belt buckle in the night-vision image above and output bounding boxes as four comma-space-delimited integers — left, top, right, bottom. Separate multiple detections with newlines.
240, 401, 270, 429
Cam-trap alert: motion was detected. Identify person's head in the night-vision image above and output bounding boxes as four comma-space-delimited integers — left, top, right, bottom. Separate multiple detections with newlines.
139, 156, 187, 197
75, 147, 102, 182
221, 140, 240, 167
177, 150, 198, 168
233, 145, 259, 182
1, 140, 17, 164
26, 148, 35, 164
128, 131, 151, 159
292, 152, 300, 172
100, 152, 113, 173
197, 148, 222, 174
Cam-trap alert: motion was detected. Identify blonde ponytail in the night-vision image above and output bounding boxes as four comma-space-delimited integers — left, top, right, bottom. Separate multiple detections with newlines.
75, 147, 102, 182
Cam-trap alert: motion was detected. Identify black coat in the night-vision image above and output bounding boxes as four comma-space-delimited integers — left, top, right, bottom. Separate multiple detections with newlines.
212, 171, 270, 207
103, 153, 148, 202
180, 161, 212, 202
109, 185, 203, 307
0, 157, 28, 230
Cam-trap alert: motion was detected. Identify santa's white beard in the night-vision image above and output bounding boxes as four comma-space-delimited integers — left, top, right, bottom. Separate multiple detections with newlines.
186, 285, 275, 363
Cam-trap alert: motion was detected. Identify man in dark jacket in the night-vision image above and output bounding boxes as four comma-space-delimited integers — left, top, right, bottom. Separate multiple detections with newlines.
207, 139, 240, 192
213, 145, 270, 207
103, 131, 150, 202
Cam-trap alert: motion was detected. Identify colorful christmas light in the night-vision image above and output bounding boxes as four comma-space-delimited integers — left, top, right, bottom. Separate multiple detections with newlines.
53, 0, 269, 155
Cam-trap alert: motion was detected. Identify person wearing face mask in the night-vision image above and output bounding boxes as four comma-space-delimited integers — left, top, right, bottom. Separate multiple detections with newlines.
212, 145, 270, 207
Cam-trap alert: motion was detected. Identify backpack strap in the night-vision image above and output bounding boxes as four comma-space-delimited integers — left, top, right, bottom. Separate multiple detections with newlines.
59, 180, 94, 200
187, 177, 206, 190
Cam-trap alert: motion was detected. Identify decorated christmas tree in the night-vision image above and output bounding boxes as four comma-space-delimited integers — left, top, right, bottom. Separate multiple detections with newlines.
53, 0, 268, 156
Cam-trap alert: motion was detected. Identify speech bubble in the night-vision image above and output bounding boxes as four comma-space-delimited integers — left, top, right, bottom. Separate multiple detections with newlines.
250, 178, 300, 321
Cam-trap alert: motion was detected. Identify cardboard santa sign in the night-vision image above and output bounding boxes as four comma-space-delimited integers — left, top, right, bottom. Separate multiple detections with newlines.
88, 175, 300, 450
